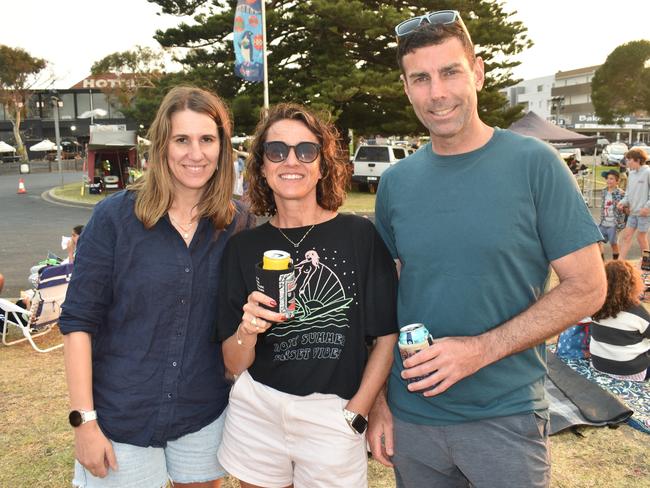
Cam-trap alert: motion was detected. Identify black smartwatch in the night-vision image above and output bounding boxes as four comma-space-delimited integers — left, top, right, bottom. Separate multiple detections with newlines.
343, 408, 368, 434
69, 409, 97, 427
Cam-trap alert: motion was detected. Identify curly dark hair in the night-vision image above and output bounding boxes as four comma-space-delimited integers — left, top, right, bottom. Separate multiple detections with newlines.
245, 103, 350, 217
593, 260, 642, 320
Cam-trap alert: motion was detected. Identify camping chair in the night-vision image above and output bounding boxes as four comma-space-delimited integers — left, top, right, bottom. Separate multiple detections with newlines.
0, 298, 63, 353
0, 263, 72, 353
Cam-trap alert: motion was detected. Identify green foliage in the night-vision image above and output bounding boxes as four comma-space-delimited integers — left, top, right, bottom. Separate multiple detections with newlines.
90, 46, 166, 112
592, 40, 650, 124
0, 45, 48, 161
145, 0, 530, 136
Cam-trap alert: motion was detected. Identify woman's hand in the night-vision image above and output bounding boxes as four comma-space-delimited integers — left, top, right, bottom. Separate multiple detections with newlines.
236, 291, 286, 347
74, 421, 117, 478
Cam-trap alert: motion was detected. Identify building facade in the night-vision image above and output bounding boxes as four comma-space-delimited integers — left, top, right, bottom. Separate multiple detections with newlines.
0, 74, 137, 159
504, 66, 649, 144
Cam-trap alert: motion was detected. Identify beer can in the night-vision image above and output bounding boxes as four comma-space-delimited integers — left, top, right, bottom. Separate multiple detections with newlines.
263, 250, 292, 270
398, 323, 434, 384
256, 250, 296, 319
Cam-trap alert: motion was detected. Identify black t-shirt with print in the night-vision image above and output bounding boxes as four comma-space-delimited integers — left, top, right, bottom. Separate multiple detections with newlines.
216, 214, 398, 399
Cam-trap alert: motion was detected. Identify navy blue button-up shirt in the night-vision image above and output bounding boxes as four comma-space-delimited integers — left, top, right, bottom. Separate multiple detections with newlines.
60, 191, 253, 447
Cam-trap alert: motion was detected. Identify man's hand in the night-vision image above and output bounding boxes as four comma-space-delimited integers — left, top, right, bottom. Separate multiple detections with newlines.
640, 207, 650, 217
367, 392, 394, 467
401, 336, 486, 397
74, 422, 117, 478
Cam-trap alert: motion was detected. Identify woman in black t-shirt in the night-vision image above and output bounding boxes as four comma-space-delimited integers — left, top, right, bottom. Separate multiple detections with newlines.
215, 103, 398, 488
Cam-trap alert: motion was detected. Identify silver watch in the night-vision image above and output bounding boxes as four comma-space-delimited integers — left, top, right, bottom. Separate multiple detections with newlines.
343, 408, 368, 434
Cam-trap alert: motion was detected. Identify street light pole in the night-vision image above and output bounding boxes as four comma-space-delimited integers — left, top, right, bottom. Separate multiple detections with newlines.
52, 95, 63, 187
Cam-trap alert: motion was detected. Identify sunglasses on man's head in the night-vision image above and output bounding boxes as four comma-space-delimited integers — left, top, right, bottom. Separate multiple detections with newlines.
394, 9, 472, 44
263, 141, 321, 164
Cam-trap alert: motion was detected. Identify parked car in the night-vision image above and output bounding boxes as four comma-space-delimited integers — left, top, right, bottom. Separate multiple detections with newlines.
352, 144, 408, 193
585, 137, 610, 155
601, 143, 628, 166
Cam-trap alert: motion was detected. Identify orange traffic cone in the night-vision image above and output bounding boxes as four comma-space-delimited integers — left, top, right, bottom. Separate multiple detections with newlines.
17, 178, 27, 194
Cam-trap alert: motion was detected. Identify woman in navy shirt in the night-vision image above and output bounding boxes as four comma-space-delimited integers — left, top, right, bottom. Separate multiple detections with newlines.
60, 86, 253, 488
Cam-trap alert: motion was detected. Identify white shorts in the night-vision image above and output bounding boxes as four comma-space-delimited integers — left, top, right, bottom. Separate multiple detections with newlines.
217, 370, 367, 488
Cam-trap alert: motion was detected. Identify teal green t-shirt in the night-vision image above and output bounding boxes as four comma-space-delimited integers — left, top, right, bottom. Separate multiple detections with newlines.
374, 128, 602, 425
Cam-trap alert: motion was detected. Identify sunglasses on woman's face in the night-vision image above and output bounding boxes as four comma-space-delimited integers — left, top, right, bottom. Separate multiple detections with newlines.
263, 141, 321, 163
394, 9, 472, 44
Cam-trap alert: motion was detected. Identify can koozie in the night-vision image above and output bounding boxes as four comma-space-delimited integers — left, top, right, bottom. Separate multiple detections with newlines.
255, 262, 296, 319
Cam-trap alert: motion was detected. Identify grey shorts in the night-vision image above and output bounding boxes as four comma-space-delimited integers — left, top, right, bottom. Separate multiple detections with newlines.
598, 224, 618, 244
72, 411, 227, 488
626, 214, 650, 232
392, 412, 550, 488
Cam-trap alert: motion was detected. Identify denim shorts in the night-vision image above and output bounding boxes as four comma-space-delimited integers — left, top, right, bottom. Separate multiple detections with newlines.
598, 224, 618, 244
626, 214, 650, 232
72, 410, 227, 488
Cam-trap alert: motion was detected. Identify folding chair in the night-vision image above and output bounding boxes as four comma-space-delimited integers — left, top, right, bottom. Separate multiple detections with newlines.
0, 263, 72, 353
0, 298, 62, 353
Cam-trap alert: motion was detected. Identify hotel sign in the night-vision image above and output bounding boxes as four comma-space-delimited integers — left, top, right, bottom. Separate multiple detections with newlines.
71, 74, 137, 90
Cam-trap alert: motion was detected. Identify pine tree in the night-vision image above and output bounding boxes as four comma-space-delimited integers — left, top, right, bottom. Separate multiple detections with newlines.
148, 0, 532, 136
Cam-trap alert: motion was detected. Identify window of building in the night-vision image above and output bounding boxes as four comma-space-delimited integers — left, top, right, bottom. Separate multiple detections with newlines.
76, 92, 91, 117
59, 93, 75, 121
91, 92, 110, 119
537, 84, 543, 92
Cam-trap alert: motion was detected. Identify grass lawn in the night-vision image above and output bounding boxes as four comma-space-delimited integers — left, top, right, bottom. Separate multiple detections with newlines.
50, 182, 379, 214
0, 326, 648, 487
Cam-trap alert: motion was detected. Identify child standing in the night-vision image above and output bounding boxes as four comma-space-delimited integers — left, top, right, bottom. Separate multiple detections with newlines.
591, 260, 650, 381
617, 147, 650, 259
598, 170, 626, 260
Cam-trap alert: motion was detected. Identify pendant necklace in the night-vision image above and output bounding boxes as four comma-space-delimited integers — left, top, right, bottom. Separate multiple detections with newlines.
169, 214, 196, 240
277, 224, 316, 248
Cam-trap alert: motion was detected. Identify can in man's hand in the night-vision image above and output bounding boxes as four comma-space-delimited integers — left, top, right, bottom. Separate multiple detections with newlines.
398, 323, 434, 384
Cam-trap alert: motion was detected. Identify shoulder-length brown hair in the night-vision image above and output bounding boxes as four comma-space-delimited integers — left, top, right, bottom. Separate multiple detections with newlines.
593, 260, 642, 320
130, 86, 235, 229
246, 103, 350, 216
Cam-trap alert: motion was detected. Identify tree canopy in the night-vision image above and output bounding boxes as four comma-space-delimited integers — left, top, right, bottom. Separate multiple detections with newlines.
592, 40, 650, 124
0, 45, 47, 160
90, 45, 166, 119
146, 0, 531, 136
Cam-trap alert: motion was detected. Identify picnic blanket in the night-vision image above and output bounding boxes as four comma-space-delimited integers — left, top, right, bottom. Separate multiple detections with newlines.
546, 352, 633, 434
547, 348, 650, 434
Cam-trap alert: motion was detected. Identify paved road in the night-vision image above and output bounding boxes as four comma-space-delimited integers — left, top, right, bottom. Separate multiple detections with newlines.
0, 171, 92, 297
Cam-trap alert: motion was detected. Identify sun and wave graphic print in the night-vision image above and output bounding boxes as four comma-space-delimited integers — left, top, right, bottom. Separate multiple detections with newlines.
267, 248, 354, 339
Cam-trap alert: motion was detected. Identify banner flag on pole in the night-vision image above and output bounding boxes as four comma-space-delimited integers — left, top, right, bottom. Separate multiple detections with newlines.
234, 0, 264, 82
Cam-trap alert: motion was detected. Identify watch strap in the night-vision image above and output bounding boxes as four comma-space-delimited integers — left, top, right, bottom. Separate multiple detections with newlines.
82, 410, 97, 423
69, 409, 97, 427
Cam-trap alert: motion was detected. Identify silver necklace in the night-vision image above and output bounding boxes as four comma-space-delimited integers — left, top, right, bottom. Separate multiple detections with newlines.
169, 214, 196, 239
277, 224, 316, 248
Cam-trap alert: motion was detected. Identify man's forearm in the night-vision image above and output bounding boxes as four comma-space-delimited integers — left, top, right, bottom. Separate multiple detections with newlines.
480, 266, 605, 367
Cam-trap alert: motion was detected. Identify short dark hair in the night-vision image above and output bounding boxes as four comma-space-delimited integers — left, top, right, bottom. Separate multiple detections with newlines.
396, 21, 475, 73
605, 170, 620, 180
73, 225, 84, 236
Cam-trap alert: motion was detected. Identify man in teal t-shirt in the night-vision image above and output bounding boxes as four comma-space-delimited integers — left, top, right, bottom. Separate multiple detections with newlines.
368, 10, 606, 488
